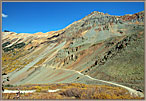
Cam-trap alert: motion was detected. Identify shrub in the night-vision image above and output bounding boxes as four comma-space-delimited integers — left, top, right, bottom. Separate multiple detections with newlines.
60, 84, 143, 99
60, 88, 81, 98
35, 86, 42, 92
4, 84, 14, 87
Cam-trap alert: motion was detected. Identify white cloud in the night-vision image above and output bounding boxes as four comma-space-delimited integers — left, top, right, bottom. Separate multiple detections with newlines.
2, 13, 8, 18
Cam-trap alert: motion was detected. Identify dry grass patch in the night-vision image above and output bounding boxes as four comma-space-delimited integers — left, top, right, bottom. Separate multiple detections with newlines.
3, 83, 144, 100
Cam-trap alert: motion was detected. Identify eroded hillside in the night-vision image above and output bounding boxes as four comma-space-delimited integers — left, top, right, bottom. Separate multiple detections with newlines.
2, 11, 144, 94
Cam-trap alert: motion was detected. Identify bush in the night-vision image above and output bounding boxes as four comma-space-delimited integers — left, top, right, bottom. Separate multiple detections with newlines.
60, 88, 81, 98
35, 86, 43, 92
4, 84, 14, 87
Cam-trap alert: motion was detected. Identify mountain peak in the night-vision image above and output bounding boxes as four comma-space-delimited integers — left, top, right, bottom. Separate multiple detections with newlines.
90, 11, 110, 16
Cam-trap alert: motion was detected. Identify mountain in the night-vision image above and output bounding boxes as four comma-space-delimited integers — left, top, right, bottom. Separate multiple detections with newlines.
2, 11, 144, 95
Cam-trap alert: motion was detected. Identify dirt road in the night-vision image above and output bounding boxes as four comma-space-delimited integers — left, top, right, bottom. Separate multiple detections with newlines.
61, 68, 144, 97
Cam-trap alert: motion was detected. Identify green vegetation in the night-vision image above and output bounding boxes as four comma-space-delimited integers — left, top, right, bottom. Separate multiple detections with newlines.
3, 42, 25, 52
2, 42, 11, 48
4, 84, 14, 87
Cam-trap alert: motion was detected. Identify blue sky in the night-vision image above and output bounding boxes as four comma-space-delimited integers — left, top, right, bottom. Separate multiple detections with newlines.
2, 2, 144, 34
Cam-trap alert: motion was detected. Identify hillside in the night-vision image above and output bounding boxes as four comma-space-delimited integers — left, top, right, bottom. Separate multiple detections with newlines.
2, 11, 144, 98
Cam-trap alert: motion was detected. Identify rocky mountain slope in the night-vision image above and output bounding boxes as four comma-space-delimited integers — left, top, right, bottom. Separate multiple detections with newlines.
2, 11, 144, 93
